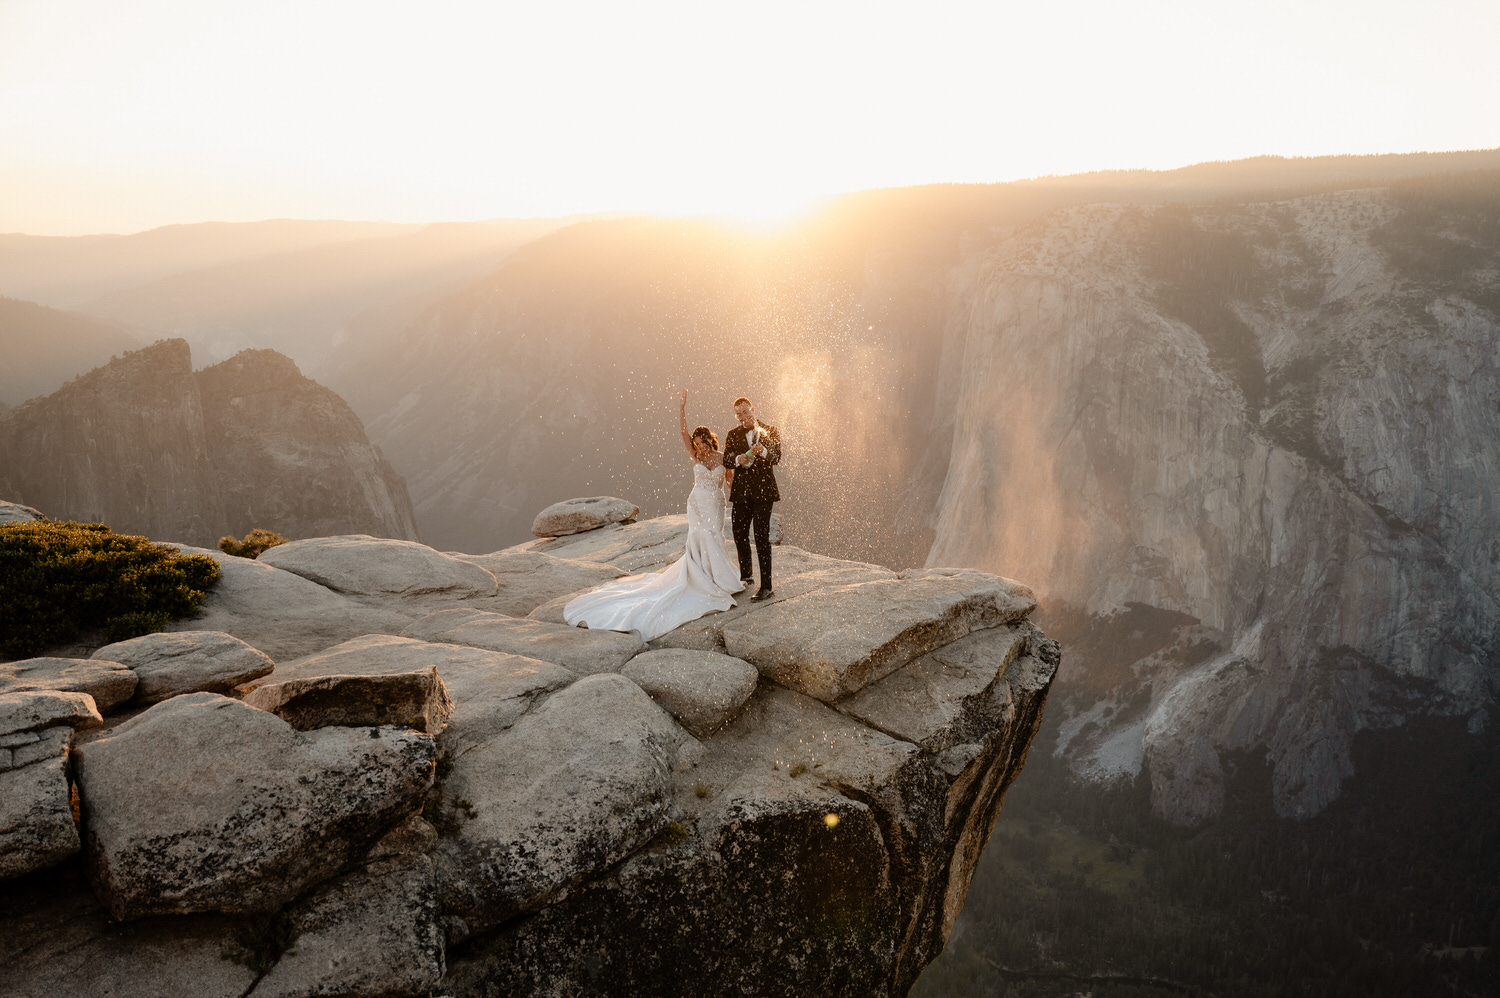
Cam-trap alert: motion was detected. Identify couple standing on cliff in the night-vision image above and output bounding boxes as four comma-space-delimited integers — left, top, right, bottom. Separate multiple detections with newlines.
564, 391, 781, 642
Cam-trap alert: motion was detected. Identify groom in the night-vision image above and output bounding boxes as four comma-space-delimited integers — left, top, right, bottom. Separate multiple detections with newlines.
723, 395, 781, 601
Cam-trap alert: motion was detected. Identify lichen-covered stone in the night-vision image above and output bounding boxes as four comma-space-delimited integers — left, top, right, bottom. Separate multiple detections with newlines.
442, 625, 1059, 998
73, 693, 435, 919
435, 673, 680, 940
255, 853, 444, 998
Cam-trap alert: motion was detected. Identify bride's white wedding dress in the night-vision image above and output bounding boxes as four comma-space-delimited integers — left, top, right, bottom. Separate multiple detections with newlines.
564, 461, 745, 640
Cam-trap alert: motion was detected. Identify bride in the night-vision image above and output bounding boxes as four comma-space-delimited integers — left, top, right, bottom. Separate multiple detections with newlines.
563, 389, 747, 640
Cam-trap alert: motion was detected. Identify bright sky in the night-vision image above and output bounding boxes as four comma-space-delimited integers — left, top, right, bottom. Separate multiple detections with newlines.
2, 0, 1497, 235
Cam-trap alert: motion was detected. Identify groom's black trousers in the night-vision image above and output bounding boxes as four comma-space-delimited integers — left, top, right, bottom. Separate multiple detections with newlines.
731, 499, 774, 590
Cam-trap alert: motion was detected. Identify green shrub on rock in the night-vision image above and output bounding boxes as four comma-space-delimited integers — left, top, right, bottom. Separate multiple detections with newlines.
0, 521, 221, 658
218, 528, 288, 559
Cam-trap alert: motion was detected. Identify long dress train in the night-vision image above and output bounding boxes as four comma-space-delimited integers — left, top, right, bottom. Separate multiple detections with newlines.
563, 462, 745, 641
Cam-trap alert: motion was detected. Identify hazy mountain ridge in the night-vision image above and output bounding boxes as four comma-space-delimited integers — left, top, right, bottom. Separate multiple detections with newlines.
0, 219, 412, 305
0, 339, 419, 547
72, 219, 574, 371
0, 297, 142, 405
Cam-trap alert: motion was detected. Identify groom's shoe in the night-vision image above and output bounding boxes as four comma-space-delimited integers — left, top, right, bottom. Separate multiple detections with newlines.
750, 588, 774, 602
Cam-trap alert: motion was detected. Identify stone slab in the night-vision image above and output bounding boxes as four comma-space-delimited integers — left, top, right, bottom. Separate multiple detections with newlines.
403, 608, 644, 674
720, 569, 1036, 702
0, 658, 137, 713
91, 630, 274, 704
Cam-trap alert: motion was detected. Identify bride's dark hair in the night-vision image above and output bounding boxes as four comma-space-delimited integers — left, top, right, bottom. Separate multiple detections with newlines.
691, 425, 718, 451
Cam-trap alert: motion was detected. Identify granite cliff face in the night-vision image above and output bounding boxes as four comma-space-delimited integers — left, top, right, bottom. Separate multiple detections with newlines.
919, 185, 1500, 821
0, 339, 420, 547
0, 514, 1056, 998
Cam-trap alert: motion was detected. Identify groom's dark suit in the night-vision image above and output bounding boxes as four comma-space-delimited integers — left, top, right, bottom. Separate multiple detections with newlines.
722, 421, 781, 592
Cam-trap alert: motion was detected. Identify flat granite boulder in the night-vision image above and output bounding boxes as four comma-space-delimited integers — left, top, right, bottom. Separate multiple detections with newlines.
91, 631, 274, 704
162, 544, 412, 661
403, 608, 644, 674
531, 496, 639, 538
436, 673, 681, 940
452, 548, 627, 617
720, 568, 1037, 702
73, 693, 436, 920
259, 535, 498, 600
243, 667, 454, 733
0, 658, 137, 713
622, 649, 759, 737
0, 500, 45, 524
0, 725, 77, 880
0, 690, 103, 735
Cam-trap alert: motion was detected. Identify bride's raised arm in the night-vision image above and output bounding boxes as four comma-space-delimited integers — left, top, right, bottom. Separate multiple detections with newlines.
678, 389, 696, 459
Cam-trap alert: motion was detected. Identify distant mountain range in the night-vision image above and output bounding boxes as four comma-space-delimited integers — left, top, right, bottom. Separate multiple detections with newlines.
0, 297, 140, 405
0, 215, 606, 375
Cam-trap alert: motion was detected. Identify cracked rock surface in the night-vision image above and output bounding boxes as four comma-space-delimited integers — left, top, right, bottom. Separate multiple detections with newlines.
0, 515, 1056, 998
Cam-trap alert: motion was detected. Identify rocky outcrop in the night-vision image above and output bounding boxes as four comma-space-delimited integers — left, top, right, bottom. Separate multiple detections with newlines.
621, 648, 759, 737
160, 544, 414, 661
0, 510, 1056, 997
401, 607, 644, 673
530, 495, 639, 537
0, 500, 45, 524
0, 339, 419, 547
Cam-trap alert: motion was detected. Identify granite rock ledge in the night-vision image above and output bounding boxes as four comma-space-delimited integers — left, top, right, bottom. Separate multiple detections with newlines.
0, 510, 1058, 998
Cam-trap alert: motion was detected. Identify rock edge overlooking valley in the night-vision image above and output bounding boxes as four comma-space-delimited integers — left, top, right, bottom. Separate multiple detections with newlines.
0, 505, 1057, 998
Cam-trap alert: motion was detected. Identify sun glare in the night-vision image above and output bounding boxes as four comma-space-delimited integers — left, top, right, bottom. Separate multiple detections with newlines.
1, 2, 1498, 234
